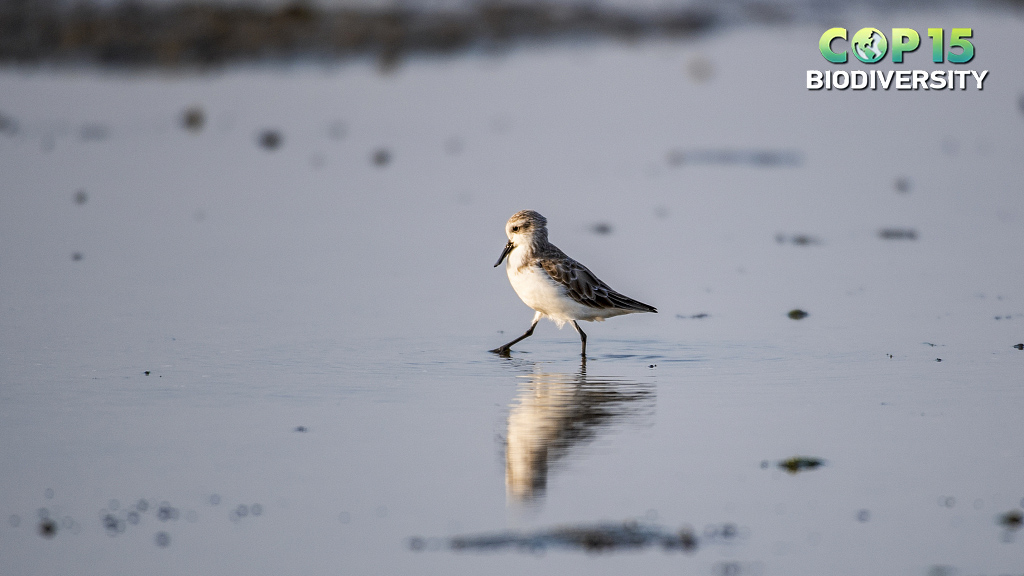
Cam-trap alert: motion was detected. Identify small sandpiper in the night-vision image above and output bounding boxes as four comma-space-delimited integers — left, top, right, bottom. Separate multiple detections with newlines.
492, 210, 656, 356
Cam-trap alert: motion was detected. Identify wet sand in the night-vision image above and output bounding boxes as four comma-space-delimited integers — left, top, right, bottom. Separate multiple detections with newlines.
2, 7, 1024, 575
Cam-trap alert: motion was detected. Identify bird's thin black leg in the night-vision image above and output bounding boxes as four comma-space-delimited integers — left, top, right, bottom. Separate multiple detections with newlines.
491, 318, 540, 355
571, 320, 587, 357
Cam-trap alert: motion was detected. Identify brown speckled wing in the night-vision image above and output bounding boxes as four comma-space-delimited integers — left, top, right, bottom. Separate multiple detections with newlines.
539, 257, 657, 313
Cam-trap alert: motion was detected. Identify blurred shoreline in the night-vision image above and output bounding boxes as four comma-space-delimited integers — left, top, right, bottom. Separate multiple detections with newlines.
0, 1, 729, 70
4, 0, 1020, 71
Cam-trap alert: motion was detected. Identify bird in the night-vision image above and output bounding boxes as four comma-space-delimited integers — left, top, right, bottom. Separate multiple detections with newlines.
492, 210, 657, 356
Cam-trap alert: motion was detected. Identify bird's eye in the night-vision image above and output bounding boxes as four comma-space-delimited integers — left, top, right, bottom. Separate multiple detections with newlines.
512, 225, 520, 232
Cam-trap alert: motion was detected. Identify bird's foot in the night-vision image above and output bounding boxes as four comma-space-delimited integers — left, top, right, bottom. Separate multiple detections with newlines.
490, 346, 512, 357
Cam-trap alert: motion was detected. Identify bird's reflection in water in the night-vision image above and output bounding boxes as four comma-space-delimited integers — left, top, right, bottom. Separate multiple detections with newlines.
505, 359, 655, 504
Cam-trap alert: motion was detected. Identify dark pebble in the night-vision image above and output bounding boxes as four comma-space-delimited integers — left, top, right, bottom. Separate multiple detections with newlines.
157, 504, 178, 521
102, 513, 124, 535
1014, 343, 1023, 350
258, 130, 282, 150
998, 509, 1023, 530
372, 148, 391, 166
39, 519, 57, 538
677, 528, 698, 552
788, 309, 808, 320
182, 107, 204, 132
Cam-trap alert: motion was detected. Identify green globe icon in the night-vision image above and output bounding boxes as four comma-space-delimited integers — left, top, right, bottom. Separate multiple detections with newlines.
852, 28, 887, 63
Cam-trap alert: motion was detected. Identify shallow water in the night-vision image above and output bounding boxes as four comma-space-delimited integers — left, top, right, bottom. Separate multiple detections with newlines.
2, 10, 1024, 575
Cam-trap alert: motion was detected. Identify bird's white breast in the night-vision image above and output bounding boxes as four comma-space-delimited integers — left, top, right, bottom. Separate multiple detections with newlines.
505, 249, 601, 324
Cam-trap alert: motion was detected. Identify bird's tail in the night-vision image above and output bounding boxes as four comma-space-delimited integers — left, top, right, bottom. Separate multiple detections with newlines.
609, 292, 657, 313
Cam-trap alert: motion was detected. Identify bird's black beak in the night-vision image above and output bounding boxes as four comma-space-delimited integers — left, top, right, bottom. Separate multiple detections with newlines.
494, 240, 514, 267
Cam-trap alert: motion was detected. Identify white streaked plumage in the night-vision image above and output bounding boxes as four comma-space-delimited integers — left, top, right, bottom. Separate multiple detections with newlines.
492, 210, 656, 356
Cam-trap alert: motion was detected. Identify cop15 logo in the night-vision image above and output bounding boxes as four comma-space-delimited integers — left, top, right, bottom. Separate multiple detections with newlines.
819, 28, 974, 64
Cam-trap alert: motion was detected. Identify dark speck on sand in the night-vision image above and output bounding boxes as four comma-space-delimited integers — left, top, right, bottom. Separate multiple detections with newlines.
775, 233, 819, 246
777, 456, 825, 474
373, 148, 391, 166
879, 228, 917, 240
998, 509, 1023, 530
258, 130, 282, 150
39, 519, 57, 538
182, 107, 204, 132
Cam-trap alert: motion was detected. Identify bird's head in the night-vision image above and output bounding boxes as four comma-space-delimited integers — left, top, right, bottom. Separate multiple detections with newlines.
494, 210, 548, 267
